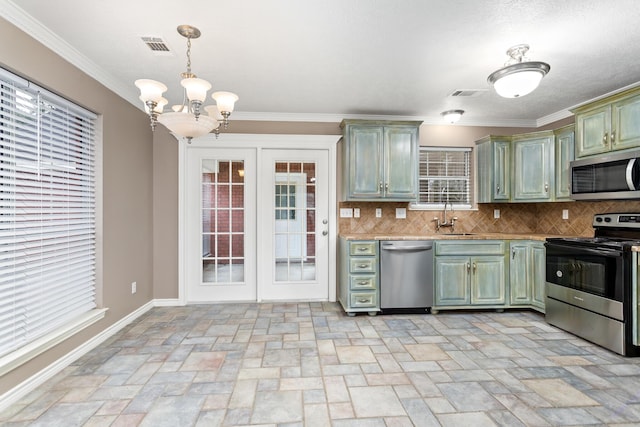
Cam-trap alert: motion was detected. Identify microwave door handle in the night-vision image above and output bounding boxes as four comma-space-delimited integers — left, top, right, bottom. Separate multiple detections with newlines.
626, 158, 638, 191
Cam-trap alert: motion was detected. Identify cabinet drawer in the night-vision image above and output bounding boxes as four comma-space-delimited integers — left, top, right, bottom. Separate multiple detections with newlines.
435, 241, 505, 256
350, 258, 377, 273
350, 292, 377, 308
350, 241, 377, 256
350, 275, 376, 290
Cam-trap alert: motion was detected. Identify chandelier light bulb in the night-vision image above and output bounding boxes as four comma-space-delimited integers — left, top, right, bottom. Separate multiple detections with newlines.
181, 77, 212, 103
212, 91, 239, 114
135, 79, 167, 103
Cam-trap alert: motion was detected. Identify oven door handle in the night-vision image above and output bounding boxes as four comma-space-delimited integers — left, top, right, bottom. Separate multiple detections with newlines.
545, 244, 623, 258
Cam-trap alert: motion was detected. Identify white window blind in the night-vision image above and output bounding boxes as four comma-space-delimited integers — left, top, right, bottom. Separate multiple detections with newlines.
415, 147, 472, 208
0, 68, 97, 358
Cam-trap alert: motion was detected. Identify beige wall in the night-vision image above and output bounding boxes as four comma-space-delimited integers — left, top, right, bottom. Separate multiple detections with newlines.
0, 18, 154, 394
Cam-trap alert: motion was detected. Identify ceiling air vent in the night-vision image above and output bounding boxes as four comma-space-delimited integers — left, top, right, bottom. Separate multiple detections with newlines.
141, 36, 172, 55
449, 89, 487, 97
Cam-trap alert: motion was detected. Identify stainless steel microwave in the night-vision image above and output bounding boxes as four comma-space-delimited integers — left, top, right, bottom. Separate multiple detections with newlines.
570, 149, 640, 200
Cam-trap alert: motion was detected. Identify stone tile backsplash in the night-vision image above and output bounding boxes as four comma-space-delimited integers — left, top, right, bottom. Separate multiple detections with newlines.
339, 200, 640, 237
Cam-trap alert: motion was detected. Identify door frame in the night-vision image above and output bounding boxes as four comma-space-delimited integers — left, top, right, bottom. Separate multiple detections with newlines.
178, 133, 339, 304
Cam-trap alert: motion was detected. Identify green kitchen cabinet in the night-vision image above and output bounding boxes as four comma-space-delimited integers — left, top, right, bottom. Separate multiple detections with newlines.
574, 87, 640, 158
338, 238, 380, 316
509, 240, 546, 312
512, 131, 554, 202
340, 119, 422, 201
476, 136, 511, 203
433, 241, 507, 312
554, 125, 575, 200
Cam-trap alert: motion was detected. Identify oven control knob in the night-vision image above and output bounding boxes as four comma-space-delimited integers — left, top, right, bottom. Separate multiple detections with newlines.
604, 217, 612, 223
596, 217, 603, 223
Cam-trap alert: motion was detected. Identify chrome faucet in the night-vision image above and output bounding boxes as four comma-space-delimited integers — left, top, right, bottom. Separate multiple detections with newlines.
433, 200, 458, 233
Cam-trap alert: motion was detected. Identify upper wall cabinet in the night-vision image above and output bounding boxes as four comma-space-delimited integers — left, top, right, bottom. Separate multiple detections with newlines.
340, 120, 422, 201
476, 136, 511, 203
512, 131, 554, 202
573, 87, 640, 158
476, 126, 575, 203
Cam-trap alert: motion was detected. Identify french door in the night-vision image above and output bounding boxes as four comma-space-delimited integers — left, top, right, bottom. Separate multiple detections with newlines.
184, 144, 331, 302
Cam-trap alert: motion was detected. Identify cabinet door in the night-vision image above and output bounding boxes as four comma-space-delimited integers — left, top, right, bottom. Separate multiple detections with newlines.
435, 257, 470, 306
509, 243, 531, 305
555, 129, 574, 200
493, 141, 510, 200
384, 126, 418, 199
575, 104, 611, 157
476, 141, 492, 203
348, 126, 384, 198
612, 93, 640, 151
513, 136, 553, 201
531, 243, 546, 310
470, 256, 506, 305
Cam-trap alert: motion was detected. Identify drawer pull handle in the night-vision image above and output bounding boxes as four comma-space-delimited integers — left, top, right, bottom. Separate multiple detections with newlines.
357, 247, 368, 251
358, 264, 368, 268
358, 281, 368, 285
358, 298, 371, 303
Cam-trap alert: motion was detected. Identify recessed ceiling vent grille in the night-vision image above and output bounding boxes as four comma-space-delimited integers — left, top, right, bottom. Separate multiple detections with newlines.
141, 36, 173, 56
449, 89, 487, 97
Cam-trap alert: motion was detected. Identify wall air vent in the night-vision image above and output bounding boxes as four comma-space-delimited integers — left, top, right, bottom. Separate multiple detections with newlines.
449, 89, 487, 97
141, 36, 173, 55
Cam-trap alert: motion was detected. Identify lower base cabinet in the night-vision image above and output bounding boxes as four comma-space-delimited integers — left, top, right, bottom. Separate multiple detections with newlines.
433, 241, 507, 313
433, 239, 545, 314
338, 238, 380, 316
509, 241, 546, 313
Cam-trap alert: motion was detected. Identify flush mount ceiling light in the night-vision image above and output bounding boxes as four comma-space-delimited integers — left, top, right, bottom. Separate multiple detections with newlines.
441, 109, 464, 124
135, 25, 238, 142
487, 44, 550, 98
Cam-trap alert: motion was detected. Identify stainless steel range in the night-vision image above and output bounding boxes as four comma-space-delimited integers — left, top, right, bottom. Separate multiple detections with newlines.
545, 213, 640, 356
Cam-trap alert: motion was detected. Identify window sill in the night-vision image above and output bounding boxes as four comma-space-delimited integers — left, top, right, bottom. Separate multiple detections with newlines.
0, 308, 108, 377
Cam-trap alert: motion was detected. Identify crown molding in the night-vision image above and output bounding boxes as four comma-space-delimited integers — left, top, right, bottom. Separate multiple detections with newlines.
536, 109, 573, 127
0, 0, 140, 107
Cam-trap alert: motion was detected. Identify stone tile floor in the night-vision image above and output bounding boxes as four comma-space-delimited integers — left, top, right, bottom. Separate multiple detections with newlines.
3, 302, 640, 426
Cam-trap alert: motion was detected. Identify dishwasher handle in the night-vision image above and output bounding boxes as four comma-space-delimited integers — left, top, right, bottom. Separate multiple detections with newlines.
381, 243, 433, 252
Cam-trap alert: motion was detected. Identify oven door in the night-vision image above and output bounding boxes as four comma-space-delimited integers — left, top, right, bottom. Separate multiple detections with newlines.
545, 242, 624, 302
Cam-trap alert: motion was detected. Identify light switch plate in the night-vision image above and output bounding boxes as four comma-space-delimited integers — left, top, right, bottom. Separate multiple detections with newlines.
375, 208, 382, 218
562, 209, 569, 220
396, 208, 406, 219
353, 208, 360, 218
494, 209, 500, 219
339, 208, 353, 218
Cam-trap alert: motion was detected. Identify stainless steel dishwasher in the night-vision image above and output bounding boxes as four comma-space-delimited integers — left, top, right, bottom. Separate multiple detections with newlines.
380, 240, 434, 310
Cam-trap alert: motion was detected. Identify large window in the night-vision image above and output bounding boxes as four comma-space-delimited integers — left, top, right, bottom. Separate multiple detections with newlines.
0, 68, 97, 360
413, 147, 472, 208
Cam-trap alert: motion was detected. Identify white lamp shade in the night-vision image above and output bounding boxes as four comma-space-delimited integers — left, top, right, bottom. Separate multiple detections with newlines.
157, 111, 218, 139
204, 104, 224, 120
212, 91, 239, 113
492, 69, 545, 98
441, 110, 464, 124
135, 79, 168, 103
181, 78, 212, 103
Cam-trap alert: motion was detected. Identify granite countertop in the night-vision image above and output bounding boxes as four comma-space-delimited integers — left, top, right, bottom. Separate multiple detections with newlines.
339, 233, 566, 241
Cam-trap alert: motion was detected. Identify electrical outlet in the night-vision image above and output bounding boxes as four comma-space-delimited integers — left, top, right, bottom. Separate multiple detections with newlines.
131, 281, 137, 294
562, 209, 569, 220
494, 209, 500, 219
339, 208, 353, 218
396, 208, 406, 219
375, 208, 382, 218
353, 208, 360, 218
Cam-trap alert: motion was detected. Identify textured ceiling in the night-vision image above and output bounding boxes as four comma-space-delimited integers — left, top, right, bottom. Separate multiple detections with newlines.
3, 0, 640, 127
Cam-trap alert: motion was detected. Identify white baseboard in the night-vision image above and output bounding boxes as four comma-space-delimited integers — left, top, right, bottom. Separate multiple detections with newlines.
0, 299, 160, 412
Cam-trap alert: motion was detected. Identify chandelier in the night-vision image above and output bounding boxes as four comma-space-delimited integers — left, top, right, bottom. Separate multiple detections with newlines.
135, 25, 238, 142
487, 44, 550, 98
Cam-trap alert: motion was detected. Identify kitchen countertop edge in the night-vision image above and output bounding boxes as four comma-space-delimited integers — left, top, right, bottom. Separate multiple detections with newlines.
339, 233, 568, 241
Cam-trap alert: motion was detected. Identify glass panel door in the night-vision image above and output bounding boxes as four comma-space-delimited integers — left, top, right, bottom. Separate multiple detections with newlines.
202, 160, 245, 283
274, 162, 317, 282
186, 148, 256, 302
